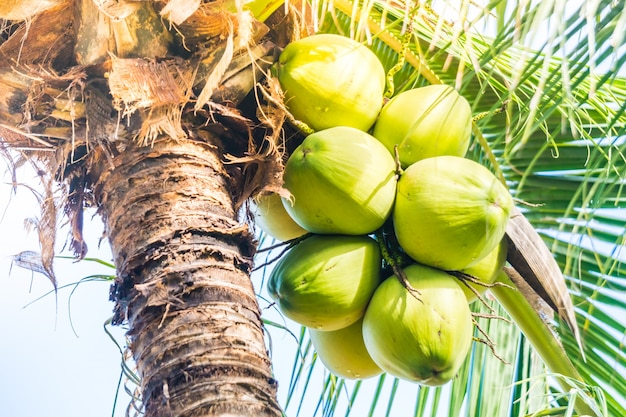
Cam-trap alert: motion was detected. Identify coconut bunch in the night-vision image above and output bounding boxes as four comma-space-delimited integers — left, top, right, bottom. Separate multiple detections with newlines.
253, 33, 517, 385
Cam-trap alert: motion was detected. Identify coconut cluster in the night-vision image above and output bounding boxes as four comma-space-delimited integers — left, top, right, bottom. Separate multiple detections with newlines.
254, 34, 514, 385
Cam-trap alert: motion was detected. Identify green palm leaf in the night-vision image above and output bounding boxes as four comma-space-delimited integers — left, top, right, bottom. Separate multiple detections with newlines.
257, 0, 626, 416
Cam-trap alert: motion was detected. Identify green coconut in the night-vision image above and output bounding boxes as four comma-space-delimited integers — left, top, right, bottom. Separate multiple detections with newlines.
372, 85, 472, 167
362, 263, 473, 386
309, 317, 382, 379
393, 155, 513, 271
282, 126, 397, 235
267, 235, 382, 331
250, 193, 307, 241
459, 238, 508, 302
276, 33, 385, 132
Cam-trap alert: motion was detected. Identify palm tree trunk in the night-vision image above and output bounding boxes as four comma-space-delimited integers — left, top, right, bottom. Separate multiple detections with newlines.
90, 135, 282, 417
0, 0, 284, 413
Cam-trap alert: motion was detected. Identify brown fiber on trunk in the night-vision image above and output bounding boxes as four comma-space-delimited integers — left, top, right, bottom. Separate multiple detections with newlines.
91, 135, 282, 417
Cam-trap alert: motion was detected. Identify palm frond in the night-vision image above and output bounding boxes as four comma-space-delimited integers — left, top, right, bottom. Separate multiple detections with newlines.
259, 0, 626, 415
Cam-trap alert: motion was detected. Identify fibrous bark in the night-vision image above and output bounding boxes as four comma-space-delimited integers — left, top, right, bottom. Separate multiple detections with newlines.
0, 1, 286, 415
91, 135, 282, 417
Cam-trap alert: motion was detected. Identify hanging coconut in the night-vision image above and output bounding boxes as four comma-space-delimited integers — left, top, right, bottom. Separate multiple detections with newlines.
282, 126, 397, 235
276, 33, 386, 132
309, 317, 382, 380
393, 155, 513, 271
267, 235, 382, 331
458, 238, 508, 302
362, 263, 473, 386
250, 193, 307, 241
372, 85, 472, 167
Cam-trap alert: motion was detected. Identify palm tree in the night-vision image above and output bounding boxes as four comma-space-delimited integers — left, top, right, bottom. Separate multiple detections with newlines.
1, 1, 284, 416
1, 1, 624, 417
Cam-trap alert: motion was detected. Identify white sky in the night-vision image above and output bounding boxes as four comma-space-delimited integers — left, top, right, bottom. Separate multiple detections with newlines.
0, 164, 130, 417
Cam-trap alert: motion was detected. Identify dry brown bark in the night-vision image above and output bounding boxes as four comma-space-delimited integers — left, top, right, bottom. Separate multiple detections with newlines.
90, 137, 282, 417
0, 0, 286, 415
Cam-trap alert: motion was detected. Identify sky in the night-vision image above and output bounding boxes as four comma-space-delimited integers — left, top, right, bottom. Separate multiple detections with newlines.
0, 164, 131, 417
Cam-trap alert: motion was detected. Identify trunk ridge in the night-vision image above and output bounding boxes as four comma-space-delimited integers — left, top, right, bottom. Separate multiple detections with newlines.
92, 135, 282, 417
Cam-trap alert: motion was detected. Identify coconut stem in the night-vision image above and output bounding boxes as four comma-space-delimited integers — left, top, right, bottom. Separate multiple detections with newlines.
393, 145, 403, 177
253, 233, 313, 270
374, 229, 421, 302
447, 269, 511, 312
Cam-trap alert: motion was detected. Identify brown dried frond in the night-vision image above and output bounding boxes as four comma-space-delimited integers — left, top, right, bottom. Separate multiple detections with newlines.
25, 64, 88, 91
0, 125, 54, 149
62, 165, 88, 259
0, 0, 63, 21
93, 0, 142, 21
229, 143, 288, 210
137, 106, 187, 146
1, 62, 103, 265
160, 0, 202, 26
264, 1, 314, 48
0, 64, 85, 141
23, 65, 87, 130
224, 72, 292, 209
195, 27, 236, 111
0, 0, 74, 69
108, 55, 194, 144
179, 1, 242, 42
193, 8, 264, 110
505, 207, 581, 354
108, 56, 193, 114
256, 76, 287, 134
8, 160, 60, 290
504, 266, 555, 323
37, 172, 60, 275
